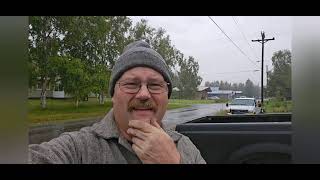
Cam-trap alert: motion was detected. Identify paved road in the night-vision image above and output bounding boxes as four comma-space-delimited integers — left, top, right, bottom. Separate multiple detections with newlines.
163, 103, 226, 130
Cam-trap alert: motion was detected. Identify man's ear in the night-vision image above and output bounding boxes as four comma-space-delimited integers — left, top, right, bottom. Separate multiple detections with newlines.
111, 87, 116, 102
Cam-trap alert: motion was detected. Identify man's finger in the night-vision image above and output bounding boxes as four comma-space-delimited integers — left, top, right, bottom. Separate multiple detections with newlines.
127, 128, 147, 140
132, 143, 144, 158
150, 118, 161, 129
128, 120, 155, 132
131, 137, 145, 149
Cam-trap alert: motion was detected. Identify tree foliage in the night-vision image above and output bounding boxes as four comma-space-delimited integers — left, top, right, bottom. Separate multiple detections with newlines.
267, 49, 292, 100
29, 16, 204, 108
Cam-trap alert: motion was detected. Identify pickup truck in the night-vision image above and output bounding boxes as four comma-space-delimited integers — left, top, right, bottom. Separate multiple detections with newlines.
29, 113, 291, 164
225, 97, 261, 114
175, 113, 291, 164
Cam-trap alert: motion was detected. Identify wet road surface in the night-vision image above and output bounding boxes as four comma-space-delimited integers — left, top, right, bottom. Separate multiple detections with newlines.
163, 103, 226, 130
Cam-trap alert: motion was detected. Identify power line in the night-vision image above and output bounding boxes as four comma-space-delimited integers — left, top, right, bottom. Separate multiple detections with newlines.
232, 16, 260, 61
212, 31, 264, 41
213, 70, 260, 75
207, 16, 259, 69
213, 71, 260, 84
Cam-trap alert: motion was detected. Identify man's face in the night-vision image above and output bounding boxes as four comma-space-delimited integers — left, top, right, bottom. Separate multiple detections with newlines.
112, 67, 169, 139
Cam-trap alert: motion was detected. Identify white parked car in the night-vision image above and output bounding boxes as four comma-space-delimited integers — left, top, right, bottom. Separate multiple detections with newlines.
225, 97, 261, 115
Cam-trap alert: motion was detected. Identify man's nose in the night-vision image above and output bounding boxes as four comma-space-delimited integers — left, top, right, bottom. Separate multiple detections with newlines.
135, 84, 151, 100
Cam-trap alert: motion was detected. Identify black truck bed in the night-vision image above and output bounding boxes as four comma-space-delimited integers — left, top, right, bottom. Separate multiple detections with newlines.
175, 113, 291, 164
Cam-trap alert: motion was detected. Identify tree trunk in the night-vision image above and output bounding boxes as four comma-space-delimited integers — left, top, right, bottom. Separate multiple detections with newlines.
99, 91, 105, 105
40, 78, 48, 109
75, 98, 79, 108
99, 94, 102, 104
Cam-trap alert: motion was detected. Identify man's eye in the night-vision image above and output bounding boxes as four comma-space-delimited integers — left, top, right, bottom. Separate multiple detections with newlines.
148, 84, 162, 90
123, 83, 139, 89
124, 82, 137, 85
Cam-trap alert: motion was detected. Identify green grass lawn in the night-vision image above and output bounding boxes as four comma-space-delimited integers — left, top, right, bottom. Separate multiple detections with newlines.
29, 98, 222, 125
28, 98, 113, 124
264, 99, 292, 113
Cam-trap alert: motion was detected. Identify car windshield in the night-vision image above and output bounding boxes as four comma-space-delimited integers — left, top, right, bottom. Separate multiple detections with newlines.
230, 99, 255, 106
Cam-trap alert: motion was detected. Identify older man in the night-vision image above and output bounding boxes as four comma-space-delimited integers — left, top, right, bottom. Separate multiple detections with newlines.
29, 40, 206, 164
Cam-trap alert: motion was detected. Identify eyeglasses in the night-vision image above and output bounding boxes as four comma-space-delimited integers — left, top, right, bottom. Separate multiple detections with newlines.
117, 81, 170, 94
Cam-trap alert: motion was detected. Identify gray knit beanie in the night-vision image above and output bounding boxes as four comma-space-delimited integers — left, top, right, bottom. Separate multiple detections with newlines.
109, 40, 172, 98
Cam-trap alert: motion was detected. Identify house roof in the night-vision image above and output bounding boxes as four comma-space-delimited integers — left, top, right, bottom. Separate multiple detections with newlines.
172, 87, 180, 91
208, 90, 242, 95
197, 86, 212, 92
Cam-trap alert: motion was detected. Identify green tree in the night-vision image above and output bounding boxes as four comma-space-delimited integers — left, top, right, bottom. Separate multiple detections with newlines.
176, 56, 202, 99
57, 57, 91, 107
150, 28, 176, 69
231, 83, 238, 91
171, 71, 182, 99
129, 19, 177, 74
57, 16, 131, 98
129, 19, 154, 44
103, 16, 133, 68
29, 16, 132, 108
91, 65, 111, 104
267, 49, 292, 100
59, 16, 132, 68
244, 79, 254, 97
253, 84, 260, 98
238, 82, 245, 94
58, 16, 110, 66
29, 16, 205, 105
29, 16, 63, 109
212, 81, 220, 87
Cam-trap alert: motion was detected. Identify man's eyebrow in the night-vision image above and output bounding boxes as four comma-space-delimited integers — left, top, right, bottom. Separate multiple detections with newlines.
120, 77, 164, 82
119, 77, 139, 81
147, 78, 164, 82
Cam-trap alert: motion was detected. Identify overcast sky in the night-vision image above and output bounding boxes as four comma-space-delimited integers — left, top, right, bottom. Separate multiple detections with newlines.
130, 16, 292, 86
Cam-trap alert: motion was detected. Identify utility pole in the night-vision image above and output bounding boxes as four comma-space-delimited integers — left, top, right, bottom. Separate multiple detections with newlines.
252, 31, 275, 111
266, 65, 268, 98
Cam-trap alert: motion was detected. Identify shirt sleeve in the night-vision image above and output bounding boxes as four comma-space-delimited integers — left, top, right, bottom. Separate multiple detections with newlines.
28, 132, 80, 164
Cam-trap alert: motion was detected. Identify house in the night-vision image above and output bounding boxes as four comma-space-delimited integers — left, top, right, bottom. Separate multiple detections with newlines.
207, 86, 242, 100
196, 86, 212, 100
28, 80, 72, 99
28, 78, 97, 99
28, 84, 97, 99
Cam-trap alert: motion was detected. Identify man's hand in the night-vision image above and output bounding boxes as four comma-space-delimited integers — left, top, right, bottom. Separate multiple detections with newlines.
127, 118, 181, 164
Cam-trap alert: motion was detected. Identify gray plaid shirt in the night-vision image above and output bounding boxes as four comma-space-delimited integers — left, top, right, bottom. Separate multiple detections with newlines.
29, 109, 206, 164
